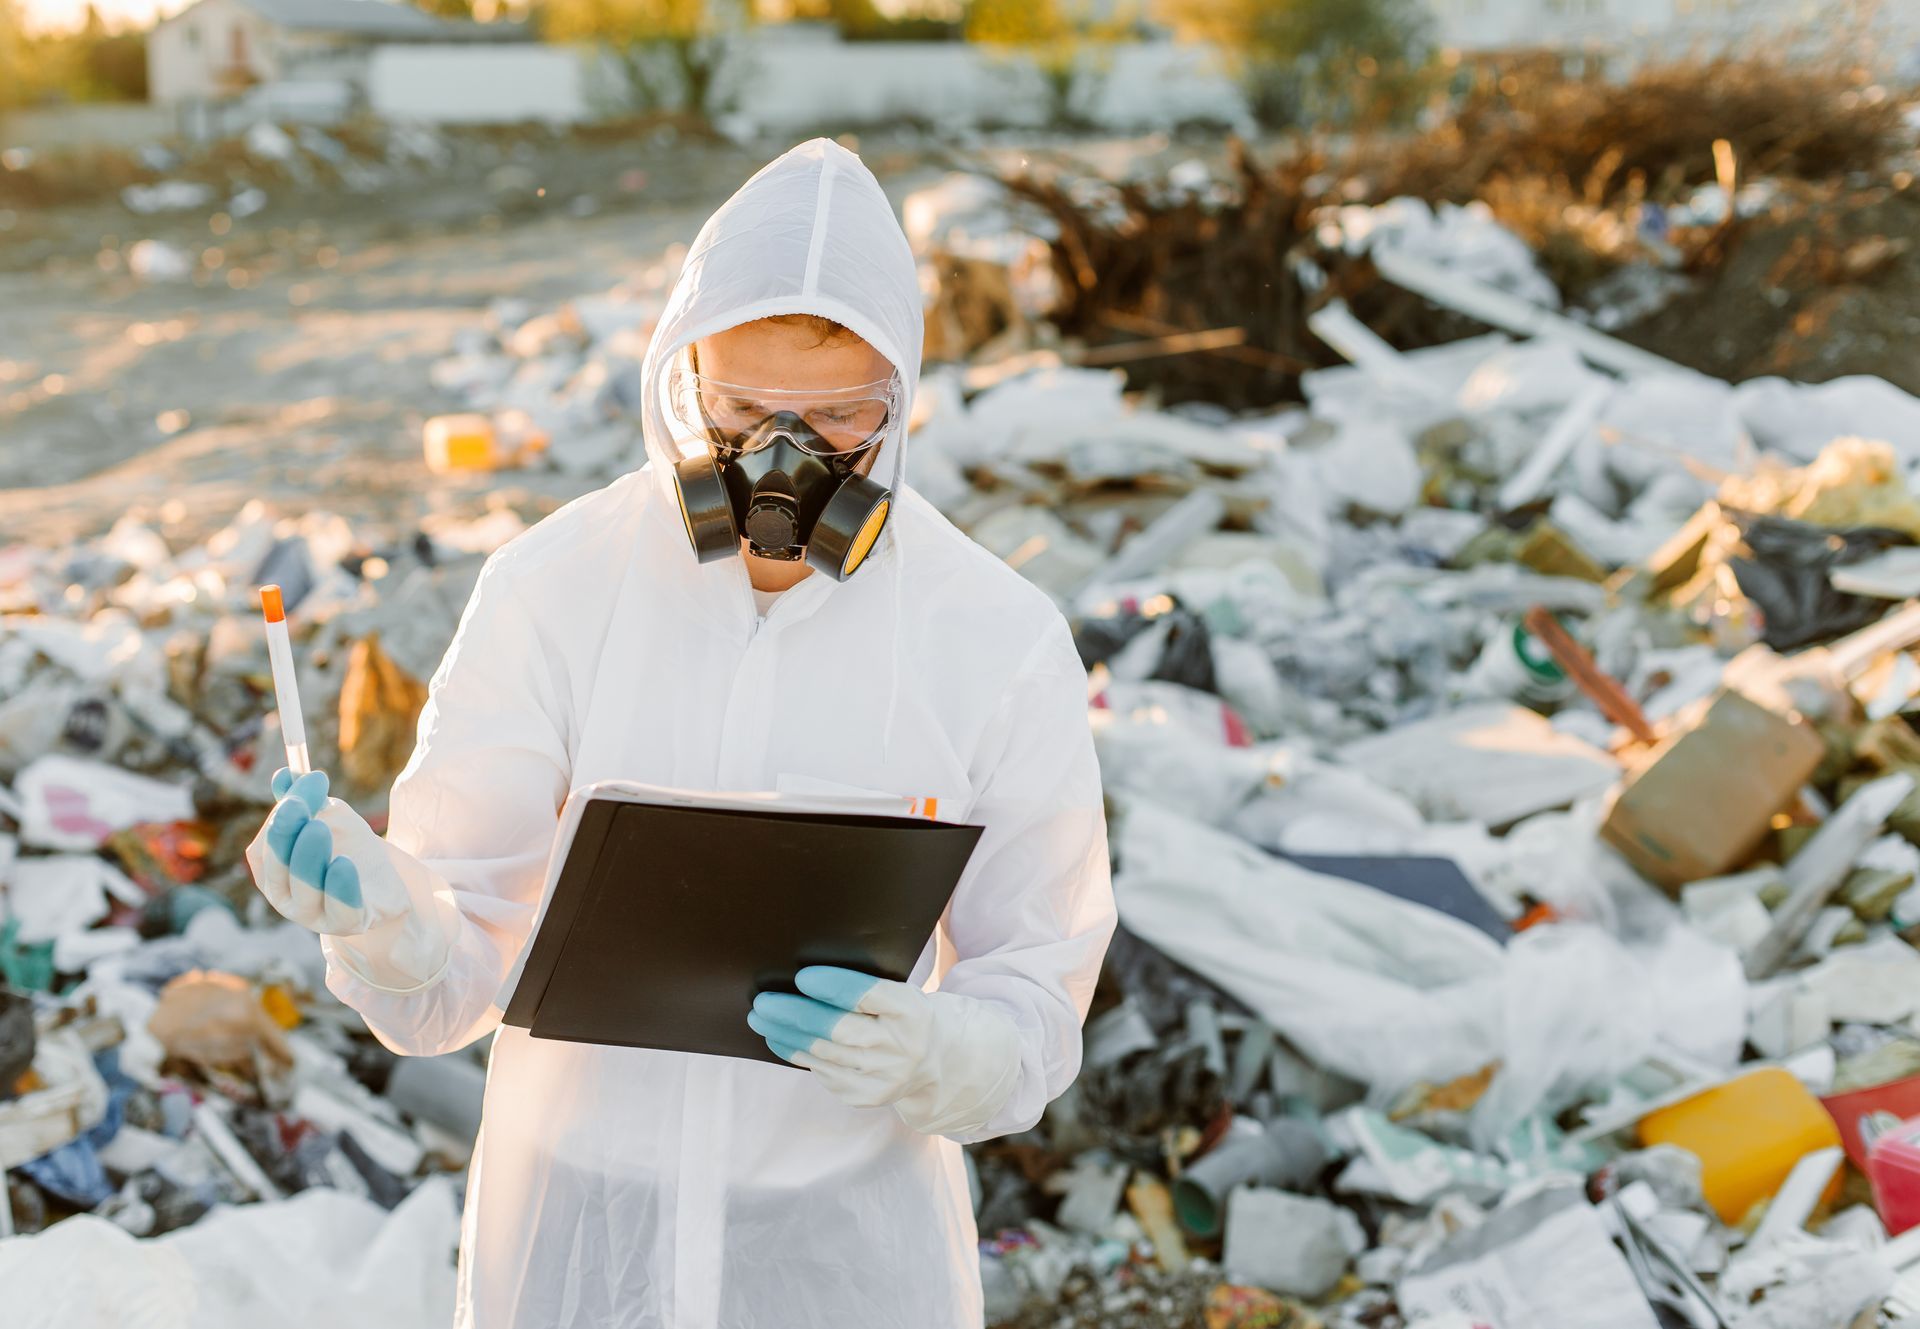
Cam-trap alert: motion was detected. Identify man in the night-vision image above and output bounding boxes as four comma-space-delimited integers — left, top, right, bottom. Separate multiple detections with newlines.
243, 138, 1115, 1327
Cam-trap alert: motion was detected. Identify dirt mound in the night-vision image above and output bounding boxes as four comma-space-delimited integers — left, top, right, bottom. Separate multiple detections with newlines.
1620, 181, 1920, 393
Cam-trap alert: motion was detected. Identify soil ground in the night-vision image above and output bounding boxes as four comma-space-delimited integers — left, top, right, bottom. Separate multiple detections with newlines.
0, 128, 1204, 550
1619, 181, 1920, 395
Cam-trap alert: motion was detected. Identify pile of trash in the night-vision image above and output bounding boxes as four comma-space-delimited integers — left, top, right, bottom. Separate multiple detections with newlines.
903, 162, 1920, 1327
0, 494, 529, 1322
13, 141, 1920, 1329
973, 56, 1920, 411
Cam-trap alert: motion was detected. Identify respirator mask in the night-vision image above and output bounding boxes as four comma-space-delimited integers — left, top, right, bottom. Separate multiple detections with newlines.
665, 355, 900, 582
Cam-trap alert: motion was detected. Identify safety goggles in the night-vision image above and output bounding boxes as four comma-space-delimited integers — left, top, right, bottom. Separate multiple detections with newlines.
666, 362, 901, 459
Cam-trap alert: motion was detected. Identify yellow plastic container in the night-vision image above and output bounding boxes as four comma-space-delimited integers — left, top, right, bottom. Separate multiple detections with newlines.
260, 982, 302, 1031
423, 413, 500, 472
1639, 1067, 1844, 1224
423, 411, 548, 473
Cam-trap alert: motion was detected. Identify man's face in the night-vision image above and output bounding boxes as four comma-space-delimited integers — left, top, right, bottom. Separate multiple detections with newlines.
692, 320, 893, 476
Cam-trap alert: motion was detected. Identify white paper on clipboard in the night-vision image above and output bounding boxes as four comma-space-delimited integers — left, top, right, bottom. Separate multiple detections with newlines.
491, 779, 938, 1011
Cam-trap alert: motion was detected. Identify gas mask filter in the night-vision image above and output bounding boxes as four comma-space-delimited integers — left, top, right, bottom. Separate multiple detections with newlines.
666, 360, 898, 582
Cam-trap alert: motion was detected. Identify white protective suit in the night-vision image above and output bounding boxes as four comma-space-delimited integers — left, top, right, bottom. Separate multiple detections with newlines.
318, 139, 1116, 1328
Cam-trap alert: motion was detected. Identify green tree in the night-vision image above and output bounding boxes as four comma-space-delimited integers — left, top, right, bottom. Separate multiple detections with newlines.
1157, 0, 1436, 130
0, 0, 28, 111
756, 0, 959, 36
541, 0, 745, 115
70, 3, 147, 100
0, 3, 150, 108
84, 28, 149, 100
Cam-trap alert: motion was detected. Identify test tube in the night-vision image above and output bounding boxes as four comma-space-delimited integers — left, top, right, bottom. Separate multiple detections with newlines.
259, 584, 310, 776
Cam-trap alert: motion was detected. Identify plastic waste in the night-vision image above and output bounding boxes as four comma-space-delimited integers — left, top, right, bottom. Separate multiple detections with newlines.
12, 756, 194, 853
1638, 1068, 1844, 1224
421, 412, 547, 473
1338, 702, 1620, 826
1724, 510, 1912, 651
1868, 1115, 1920, 1236
1397, 1183, 1661, 1329
1173, 1117, 1328, 1237
335, 633, 428, 800
145, 971, 295, 1088
0, 1175, 459, 1329
1221, 1186, 1364, 1299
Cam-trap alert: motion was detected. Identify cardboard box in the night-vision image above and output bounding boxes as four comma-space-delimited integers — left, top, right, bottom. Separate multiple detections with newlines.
1601, 688, 1825, 893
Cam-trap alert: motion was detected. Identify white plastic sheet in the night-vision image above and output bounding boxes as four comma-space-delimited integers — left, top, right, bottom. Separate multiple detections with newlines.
0, 1177, 459, 1329
12, 755, 194, 852
1111, 798, 1655, 1140
3, 853, 141, 944
1719, 1229, 1893, 1329
1338, 703, 1619, 827
1318, 197, 1562, 309
1597, 372, 1750, 479
1224, 749, 1429, 855
1734, 374, 1920, 463
1397, 1183, 1660, 1329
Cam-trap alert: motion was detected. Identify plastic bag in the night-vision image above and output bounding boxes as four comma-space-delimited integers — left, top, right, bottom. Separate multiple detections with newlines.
0, 1177, 459, 1329
1112, 798, 1658, 1144
1398, 1183, 1661, 1329
1724, 510, 1911, 651
1076, 598, 1218, 694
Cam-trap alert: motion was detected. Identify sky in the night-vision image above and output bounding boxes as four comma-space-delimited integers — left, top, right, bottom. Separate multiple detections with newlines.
21, 0, 179, 31
18, 0, 959, 31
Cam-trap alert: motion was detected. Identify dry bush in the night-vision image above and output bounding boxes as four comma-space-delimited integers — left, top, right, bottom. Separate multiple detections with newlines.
1361, 55, 1908, 207
993, 55, 1912, 407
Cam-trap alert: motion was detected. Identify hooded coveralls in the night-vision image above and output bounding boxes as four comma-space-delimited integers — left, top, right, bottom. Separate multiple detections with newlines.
317, 138, 1117, 1328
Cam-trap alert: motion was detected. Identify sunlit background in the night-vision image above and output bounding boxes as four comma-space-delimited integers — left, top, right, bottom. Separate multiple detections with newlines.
16, 0, 960, 27
5, 1, 1920, 1326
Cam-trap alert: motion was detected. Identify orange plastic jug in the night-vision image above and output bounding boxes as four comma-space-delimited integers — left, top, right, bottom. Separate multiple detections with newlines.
1639, 1067, 1844, 1224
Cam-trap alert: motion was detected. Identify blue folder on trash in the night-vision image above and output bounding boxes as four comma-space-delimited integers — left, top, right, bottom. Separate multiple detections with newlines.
1283, 854, 1512, 942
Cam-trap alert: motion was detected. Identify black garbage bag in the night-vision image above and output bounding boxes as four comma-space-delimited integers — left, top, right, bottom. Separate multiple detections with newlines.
1149, 606, 1218, 693
1724, 510, 1913, 651
1072, 599, 1219, 693
1072, 607, 1153, 670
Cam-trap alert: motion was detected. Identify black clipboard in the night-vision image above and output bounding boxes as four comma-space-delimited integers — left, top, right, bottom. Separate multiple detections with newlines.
500, 785, 984, 1066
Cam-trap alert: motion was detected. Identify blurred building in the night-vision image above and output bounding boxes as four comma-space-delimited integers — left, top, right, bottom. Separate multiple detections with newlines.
1425, 0, 1920, 72
146, 0, 522, 110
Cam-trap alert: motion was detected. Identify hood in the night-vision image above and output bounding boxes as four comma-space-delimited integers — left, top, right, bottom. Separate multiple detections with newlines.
639, 138, 924, 558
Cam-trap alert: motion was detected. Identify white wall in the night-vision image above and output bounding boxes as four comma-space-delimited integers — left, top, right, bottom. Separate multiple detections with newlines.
367, 43, 588, 124
149, 0, 281, 104
718, 37, 1247, 134
729, 40, 1043, 129
1082, 42, 1246, 130
364, 36, 1247, 131
1424, 0, 1920, 67
1425, 0, 1679, 53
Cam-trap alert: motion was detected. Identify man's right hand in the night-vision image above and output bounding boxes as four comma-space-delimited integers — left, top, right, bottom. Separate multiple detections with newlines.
249, 768, 409, 936
245, 767, 462, 992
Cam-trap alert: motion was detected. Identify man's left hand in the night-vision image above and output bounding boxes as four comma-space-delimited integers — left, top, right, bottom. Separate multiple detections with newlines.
748, 965, 1022, 1138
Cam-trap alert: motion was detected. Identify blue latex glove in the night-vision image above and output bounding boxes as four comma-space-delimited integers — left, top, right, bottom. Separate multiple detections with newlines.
748, 964, 1021, 1137
245, 767, 461, 992
255, 768, 376, 931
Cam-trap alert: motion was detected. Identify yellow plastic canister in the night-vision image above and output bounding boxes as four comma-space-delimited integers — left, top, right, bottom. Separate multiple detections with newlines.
1638, 1066, 1844, 1224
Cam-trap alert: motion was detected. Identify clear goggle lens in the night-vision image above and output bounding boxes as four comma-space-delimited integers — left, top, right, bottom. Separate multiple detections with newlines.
668, 363, 898, 457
